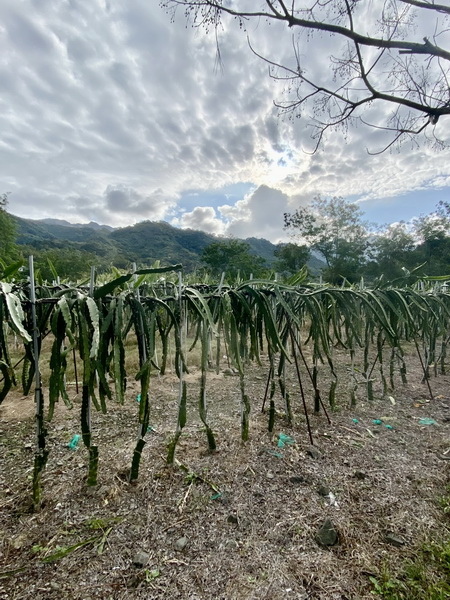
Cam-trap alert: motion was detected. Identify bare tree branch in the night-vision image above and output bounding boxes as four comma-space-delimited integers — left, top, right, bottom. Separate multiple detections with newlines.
398, 0, 450, 16
160, 0, 450, 151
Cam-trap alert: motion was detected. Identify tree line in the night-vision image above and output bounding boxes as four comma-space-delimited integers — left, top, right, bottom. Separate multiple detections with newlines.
1, 194, 449, 284
202, 196, 450, 284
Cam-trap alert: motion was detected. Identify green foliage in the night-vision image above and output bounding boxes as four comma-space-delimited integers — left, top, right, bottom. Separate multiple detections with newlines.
10, 201, 450, 284
32, 248, 99, 282
3, 261, 450, 501
14, 217, 287, 277
0, 259, 25, 282
371, 483, 450, 599
245, 237, 279, 266
285, 197, 450, 283
368, 202, 450, 280
284, 196, 368, 284
0, 194, 20, 263
439, 486, 450, 515
413, 206, 450, 276
110, 220, 213, 270
274, 242, 310, 278
370, 539, 450, 599
366, 223, 418, 281
85, 515, 122, 530
201, 238, 267, 279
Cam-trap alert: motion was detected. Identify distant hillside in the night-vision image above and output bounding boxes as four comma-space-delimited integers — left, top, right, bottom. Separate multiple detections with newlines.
301, 253, 325, 275
13, 216, 324, 276
245, 237, 278, 264
109, 221, 216, 270
14, 216, 119, 263
39, 218, 114, 232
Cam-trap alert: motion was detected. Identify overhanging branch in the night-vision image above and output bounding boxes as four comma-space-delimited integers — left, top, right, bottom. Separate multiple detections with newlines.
162, 1, 450, 150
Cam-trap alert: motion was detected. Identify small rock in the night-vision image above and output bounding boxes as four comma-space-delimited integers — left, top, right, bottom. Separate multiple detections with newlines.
317, 484, 330, 496
218, 492, 231, 506
132, 550, 150, 567
267, 530, 290, 546
175, 537, 188, 551
266, 471, 275, 480
223, 368, 237, 376
50, 582, 61, 590
267, 529, 279, 542
236, 517, 251, 530
315, 518, 339, 547
224, 539, 238, 550
306, 445, 323, 460
11, 534, 28, 550
289, 475, 307, 484
385, 533, 406, 547
227, 514, 239, 525
354, 470, 367, 480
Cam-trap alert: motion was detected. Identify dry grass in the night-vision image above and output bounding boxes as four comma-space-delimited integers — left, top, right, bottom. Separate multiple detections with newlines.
0, 350, 449, 599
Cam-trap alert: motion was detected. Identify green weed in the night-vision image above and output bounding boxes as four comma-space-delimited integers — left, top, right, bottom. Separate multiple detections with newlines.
370, 539, 450, 599
439, 486, 450, 515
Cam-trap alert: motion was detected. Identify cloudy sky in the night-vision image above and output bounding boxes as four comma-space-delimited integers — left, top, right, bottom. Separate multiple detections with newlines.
1, 0, 450, 243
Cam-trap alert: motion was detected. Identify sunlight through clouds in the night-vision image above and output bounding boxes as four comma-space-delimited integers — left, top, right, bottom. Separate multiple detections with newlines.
1, 0, 450, 241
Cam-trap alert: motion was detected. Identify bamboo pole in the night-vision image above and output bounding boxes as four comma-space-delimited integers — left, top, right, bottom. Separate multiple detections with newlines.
81, 266, 99, 486
130, 263, 150, 481
167, 270, 188, 463
290, 329, 314, 445
29, 256, 49, 507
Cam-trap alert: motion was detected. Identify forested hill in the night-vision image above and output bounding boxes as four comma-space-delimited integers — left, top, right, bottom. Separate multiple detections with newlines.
14, 216, 323, 276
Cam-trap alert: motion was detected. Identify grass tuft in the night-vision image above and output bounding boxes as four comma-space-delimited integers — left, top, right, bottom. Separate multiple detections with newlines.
371, 526, 449, 599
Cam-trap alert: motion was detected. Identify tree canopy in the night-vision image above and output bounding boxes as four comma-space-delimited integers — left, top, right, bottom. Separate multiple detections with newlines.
412, 201, 450, 275
366, 222, 417, 281
0, 194, 20, 265
201, 238, 268, 279
161, 0, 450, 151
284, 196, 369, 283
284, 196, 450, 283
274, 242, 310, 277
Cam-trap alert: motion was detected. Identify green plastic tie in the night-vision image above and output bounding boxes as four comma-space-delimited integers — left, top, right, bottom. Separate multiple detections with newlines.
419, 418, 437, 425
67, 434, 81, 449
277, 433, 295, 448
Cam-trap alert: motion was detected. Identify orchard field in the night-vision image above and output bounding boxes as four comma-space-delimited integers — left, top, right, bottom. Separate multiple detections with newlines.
0, 267, 449, 599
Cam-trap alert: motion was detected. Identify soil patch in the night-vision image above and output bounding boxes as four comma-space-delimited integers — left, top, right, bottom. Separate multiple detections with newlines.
0, 356, 449, 599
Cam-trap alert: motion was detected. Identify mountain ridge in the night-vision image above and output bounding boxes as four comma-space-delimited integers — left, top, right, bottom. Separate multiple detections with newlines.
13, 216, 324, 275
38, 218, 115, 232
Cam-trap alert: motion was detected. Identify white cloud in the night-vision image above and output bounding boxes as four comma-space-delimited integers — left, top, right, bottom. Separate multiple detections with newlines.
0, 0, 449, 245
172, 206, 225, 235
220, 185, 290, 242
104, 185, 175, 219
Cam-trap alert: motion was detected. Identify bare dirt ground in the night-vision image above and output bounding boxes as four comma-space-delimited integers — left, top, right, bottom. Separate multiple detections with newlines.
0, 352, 449, 600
